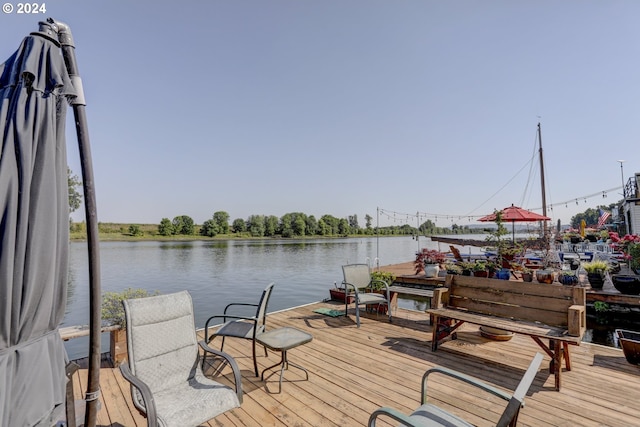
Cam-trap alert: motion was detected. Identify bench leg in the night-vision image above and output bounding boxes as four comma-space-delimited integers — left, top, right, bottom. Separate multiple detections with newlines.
431, 317, 461, 351
532, 337, 570, 391
563, 342, 572, 371
389, 292, 398, 312
431, 316, 440, 351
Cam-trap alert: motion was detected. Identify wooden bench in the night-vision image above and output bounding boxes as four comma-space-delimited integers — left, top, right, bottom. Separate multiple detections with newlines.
388, 285, 435, 312
426, 275, 586, 391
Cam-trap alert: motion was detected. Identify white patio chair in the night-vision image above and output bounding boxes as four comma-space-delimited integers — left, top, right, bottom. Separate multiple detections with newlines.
119, 291, 242, 427
342, 264, 392, 328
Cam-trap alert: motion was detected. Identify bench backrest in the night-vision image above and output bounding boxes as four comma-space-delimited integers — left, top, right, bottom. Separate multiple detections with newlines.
439, 275, 586, 329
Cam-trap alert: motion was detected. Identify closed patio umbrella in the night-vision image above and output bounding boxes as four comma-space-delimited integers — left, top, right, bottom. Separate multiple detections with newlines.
0, 19, 100, 426
478, 204, 551, 242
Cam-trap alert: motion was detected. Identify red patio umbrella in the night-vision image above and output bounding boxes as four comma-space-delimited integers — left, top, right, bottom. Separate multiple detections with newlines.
478, 204, 551, 241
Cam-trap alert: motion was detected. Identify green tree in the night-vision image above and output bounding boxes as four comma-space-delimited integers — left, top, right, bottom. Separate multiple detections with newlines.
158, 218, 174, 236
291, 212, 307, 236
128, 224, 143, 236
247, 215, 265, 237
280, 213, 293, 237
264, 215, 279, 237
232, 218, 246, 233
348, 214, 359, 231
338, 218, 350, 235
317, 218, 330, 235
320, 214, 340, 235
68, 167, 82, 213
200, 219, 217, 237
365, 214, 373, 230
306, 215, 318, 236
172, 215, 194, 235
212, 211, 230, 234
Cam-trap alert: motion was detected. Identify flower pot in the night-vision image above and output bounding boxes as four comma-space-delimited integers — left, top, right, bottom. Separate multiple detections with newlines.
462, 269, 472, 276
536, 269, 555, 284
558, 274, 579, 286
366, 303, 388, 314
616, 329, 640, 365
521, 272, 533, 282
495, 268, 511, 280
611, 275, 640, 295
587, 272, 605, 289
329, 288, 354, 303
424, 264, 440, 278
479, 326, 514, 341
473, 270, 488, 278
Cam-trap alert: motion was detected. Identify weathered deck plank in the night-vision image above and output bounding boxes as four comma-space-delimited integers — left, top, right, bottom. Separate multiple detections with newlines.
69, 301, 640, 427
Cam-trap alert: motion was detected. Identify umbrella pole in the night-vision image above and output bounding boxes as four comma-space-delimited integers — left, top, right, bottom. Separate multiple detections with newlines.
48, 19, 101, 427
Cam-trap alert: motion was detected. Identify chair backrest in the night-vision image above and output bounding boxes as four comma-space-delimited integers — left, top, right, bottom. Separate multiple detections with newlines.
497, 352, 544, 426
255, 283, 274, 334
124, 291, 199, 395
449, 245, 463, 262
342, 264, 371, 290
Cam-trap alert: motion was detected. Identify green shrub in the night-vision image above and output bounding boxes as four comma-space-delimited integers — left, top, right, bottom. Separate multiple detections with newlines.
371, 270, 396, 290
102, 288, 159, 328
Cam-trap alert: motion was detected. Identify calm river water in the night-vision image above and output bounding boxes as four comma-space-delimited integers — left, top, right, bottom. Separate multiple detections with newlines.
63, 235, 634, 359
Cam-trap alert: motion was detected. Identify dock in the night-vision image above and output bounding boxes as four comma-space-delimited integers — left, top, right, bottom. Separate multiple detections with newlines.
68, 300, 640, 426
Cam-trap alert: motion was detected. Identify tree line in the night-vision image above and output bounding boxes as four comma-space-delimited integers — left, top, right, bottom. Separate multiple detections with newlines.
155, 212, 475, 238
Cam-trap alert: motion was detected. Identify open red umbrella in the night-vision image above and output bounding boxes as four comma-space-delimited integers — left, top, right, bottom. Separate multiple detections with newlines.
478, 204, 550, 241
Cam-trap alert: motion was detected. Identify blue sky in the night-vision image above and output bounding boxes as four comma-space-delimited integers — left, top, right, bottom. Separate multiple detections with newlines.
2, 1, 638, 227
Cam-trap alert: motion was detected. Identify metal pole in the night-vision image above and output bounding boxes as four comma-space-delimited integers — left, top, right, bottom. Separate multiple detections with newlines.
46, 18, 101, 427
618, 160, 626, 197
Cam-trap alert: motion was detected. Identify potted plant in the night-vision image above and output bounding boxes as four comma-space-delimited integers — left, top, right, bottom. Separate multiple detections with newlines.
593, 301, 610, 325
472, 260, 489, 277
519, 266, 534, 282
558, 270, 579, 286
535, 268, 555, 284
102, 287, 159, 365
370, 270, 395, 289
445, 263, 462, 275
458, 261, 474, 276
414, 249, 446, 277
582, 260, 609, 289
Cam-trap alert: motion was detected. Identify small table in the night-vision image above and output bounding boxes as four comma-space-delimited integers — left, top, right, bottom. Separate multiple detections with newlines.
257, 327, 313, 393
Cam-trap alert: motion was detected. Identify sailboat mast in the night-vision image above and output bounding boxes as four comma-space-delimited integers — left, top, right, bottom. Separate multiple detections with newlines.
538, 122, 548, 238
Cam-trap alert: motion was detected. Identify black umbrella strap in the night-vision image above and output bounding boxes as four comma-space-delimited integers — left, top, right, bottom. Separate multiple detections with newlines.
85, 389, 101, 402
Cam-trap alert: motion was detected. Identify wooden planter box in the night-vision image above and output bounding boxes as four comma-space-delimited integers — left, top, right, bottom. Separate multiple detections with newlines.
329, 288, 354, 303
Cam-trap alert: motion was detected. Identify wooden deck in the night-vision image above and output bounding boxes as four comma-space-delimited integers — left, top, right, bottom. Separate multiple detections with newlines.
69, 301, 640, 427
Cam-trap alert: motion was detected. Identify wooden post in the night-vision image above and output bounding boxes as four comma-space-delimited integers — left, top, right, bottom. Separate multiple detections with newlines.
109, 328, 127, 366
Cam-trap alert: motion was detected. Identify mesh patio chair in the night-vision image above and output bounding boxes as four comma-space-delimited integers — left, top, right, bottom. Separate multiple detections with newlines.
119, 291, 242, 427
342, 264, 392, 328
368, 353, 543, 427
205, 283, 274, 377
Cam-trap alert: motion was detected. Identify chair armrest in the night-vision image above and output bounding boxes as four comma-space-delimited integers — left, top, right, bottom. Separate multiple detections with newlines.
199, 340, 244, 404
341, 281, 359, 293
368, 407, 423, 427
119, 362, 158, 427
204, 314, 258, 342
422, 367, 512, 405
223, 302, 259, 315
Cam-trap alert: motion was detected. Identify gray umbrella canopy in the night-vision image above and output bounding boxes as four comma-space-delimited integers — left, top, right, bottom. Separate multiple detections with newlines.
0, 31, 76, 425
